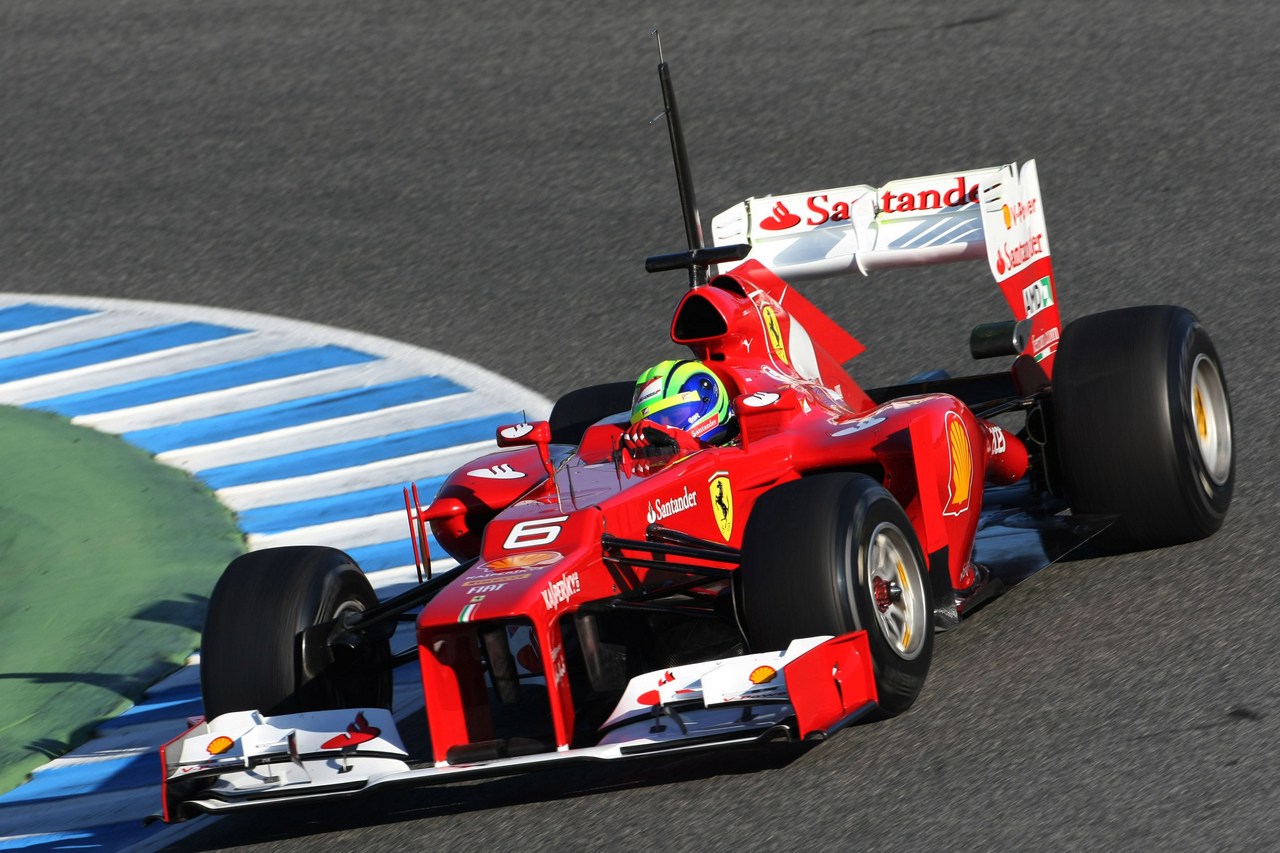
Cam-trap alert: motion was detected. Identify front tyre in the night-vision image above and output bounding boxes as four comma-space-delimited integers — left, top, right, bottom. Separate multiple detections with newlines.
201, 546, 391, 719
738, 473, 933, 717
1052, 305, 1233, 550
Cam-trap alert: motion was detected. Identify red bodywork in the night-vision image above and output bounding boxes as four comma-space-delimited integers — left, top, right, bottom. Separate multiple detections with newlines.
412, 260, 1033, 764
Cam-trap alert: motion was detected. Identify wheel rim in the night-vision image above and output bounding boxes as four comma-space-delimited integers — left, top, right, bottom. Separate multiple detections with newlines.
1190, 353, 1232, 486
333, 599, 366, 620
865, 522, 927, 661
315, 596, 378, 706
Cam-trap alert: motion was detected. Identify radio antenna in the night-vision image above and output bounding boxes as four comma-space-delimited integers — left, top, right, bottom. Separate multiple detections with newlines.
652, 29, 705, 288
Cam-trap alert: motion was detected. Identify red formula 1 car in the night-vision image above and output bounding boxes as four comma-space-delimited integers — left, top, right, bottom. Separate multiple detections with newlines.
159, 62, 1234, 821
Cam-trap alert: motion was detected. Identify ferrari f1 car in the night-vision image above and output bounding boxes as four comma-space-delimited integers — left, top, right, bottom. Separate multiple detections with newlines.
159, 60, 1234, 821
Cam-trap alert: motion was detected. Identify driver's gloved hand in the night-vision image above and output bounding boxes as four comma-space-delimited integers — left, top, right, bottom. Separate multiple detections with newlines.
614, 419, 702, 476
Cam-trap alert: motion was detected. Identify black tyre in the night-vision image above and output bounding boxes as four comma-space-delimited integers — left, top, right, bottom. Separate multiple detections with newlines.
201, 546, 391, 719
1053, 306, 1233, 551
548, 381, 635, 445
738, 473, 933, 717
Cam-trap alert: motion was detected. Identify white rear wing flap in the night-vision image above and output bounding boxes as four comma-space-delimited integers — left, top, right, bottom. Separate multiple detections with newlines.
711, 160, 1063, 372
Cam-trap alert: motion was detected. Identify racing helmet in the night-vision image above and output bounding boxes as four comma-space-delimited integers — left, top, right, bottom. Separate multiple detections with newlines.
630, 359, 732, 443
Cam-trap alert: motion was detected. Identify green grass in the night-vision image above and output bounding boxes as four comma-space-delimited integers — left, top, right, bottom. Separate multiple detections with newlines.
0, 405, 244, 793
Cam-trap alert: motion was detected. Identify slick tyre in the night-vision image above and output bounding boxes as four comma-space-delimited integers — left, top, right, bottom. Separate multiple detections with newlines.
1053, 306, 1233, 551
548, 381, 635, 445
201, 546, 391, 719
739, 473, 933, 717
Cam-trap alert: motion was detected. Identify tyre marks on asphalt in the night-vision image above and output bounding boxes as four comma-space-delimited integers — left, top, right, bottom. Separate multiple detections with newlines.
0, 295, 550, 850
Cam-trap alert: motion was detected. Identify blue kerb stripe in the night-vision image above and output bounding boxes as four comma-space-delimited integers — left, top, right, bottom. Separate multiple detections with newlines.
0, 822, 147, 851
0, 322, 245, 384
0, 303, 96, 332
347, 537, 442, 573
198, 412, 514, 489
0, 828, 95, 849
237, 476, 447, 534
0, 752, 155, 804
32, 345, 379, 417
124, 375, 469, 454
96, 693, 202, 730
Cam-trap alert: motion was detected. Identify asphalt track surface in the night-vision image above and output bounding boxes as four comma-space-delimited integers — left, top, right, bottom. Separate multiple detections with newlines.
3, 1, 1278, 850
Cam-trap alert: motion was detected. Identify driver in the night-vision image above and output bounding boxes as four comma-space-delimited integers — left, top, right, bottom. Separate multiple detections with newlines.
618, 359, 733, 474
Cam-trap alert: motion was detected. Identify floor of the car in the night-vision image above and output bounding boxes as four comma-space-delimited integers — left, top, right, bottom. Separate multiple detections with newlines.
973, 479, 1111, 585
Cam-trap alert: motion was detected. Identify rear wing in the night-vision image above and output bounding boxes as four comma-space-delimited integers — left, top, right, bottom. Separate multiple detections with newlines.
710, 160, 1062, 374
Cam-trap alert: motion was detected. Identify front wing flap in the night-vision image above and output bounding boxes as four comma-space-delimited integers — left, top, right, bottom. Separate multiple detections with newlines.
161, 632, 876, 820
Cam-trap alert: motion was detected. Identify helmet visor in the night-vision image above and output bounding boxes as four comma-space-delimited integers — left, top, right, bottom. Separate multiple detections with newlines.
636, 391, 702, 429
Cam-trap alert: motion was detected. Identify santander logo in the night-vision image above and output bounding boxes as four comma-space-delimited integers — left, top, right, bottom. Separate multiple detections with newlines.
499, 423, 534, 440
468, 463, 525, 480
757, 195, 856, 232
638, 670, 698, 706
646, 486, 698, 523
321, 712, 381, 750
758, 201, 802, 231
880, 175, 980, 214
994, 232, 1046, 276
741, 391, 781, 408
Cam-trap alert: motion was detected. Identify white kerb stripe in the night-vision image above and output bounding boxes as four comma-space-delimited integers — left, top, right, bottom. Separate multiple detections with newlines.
153, 392, 482, 471
214, 441, 495, 511
246, 510, 416, 551
0, 311, 159, 358
76, 359, 422, 433
0, 332, 294, 405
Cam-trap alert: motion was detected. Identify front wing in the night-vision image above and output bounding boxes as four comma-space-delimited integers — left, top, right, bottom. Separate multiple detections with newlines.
160, 632, 876, 820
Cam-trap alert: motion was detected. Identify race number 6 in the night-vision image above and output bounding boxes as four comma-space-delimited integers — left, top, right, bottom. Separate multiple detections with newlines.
502, 516, 569, 549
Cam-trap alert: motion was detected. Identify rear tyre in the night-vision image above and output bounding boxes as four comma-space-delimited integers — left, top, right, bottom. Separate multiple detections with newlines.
548, 381, 635, 445
1052, 306, 1233, 550
739, 473, 933, 717
201, 546, 391, 719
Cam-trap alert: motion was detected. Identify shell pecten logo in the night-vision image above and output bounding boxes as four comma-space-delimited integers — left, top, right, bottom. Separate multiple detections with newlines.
206, 735, 235, 755
749, 665, 778, 685
481, 551, 563, 572
944, 411, 973, 516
